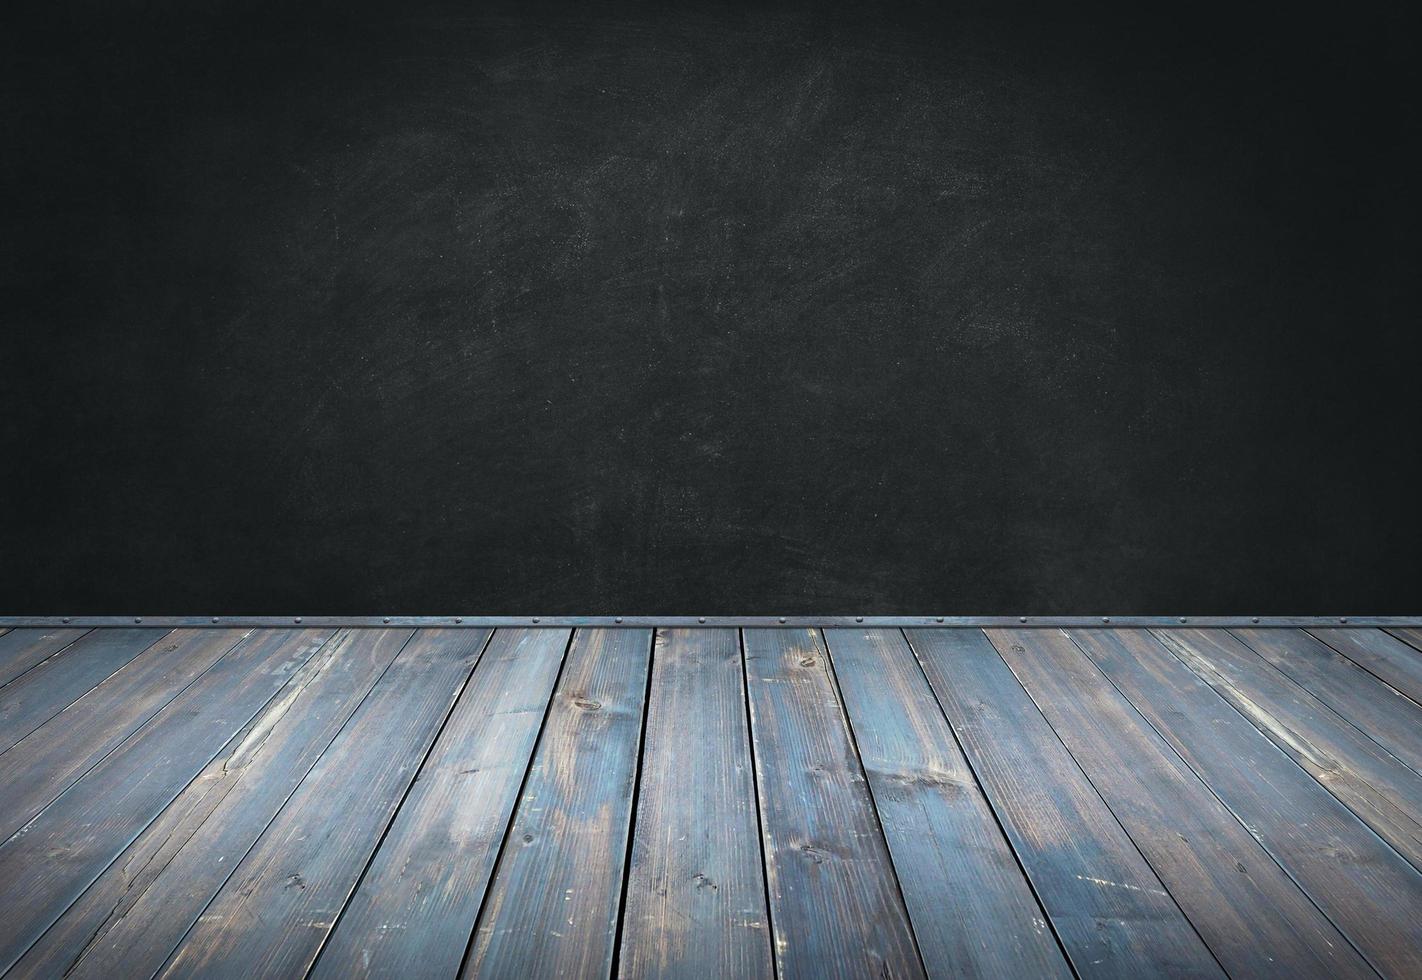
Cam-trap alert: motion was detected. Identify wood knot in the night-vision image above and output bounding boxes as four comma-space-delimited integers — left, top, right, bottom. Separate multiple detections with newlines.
572, 696, 601, 711
798, 657, 816, 667
799, 844, 827, 865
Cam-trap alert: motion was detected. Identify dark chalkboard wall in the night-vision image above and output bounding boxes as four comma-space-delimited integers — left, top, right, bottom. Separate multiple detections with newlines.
2, 0, 1417, 613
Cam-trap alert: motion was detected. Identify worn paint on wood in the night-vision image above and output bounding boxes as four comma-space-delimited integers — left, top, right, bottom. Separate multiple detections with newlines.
1074, 627, 1422, 978
464, 628, 653, 978
990, 627, 1372, 978
1387, 627, 1422, 658
0, 628, 250, 842
0, 625, 1420, 975
313, 628, 567, 980
1236, 628, 1422, 776
1315, 628, 1422, 708
618, 629, 773, 979
826, 628, 1071, 979
156, 629, 486, 979
13, 628, 413, 980
744, 628, 925, 980
906, 628, 1222, 979
0, 628, 89, 688
0, 628, 335, 975
1152, 628, 1422, 873
0, 628, 168, 754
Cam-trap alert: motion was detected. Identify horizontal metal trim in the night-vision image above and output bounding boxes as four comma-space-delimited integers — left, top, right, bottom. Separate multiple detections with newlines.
1, 615, 1419, 628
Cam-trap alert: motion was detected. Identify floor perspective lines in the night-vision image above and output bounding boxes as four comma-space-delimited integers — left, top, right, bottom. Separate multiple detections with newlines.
0, 625, 1420, 978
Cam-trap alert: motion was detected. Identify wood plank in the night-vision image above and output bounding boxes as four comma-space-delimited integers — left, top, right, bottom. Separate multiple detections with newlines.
0, 628, 168, 753
989, 627, 1373, 978
155, 628, 487, 979
0, 627, 336, 975
1153, 628, 1422, 873
1238, 628, 1422, 774
905, 628, 1223, 979
0, 627, 88, 688
824, 628, 1070, 980
463, 628, 653, 978
1388, 627, 1422, 655
312, 628, 569, 980
1314, 628, 1422, 707
0, 628, 251, 840
743, 628, 925, 980
1072, 627, 1422, 977
617, 629, 773, 980
12, 627, 415, 980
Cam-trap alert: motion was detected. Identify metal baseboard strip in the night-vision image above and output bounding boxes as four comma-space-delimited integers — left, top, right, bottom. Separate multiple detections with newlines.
0, 615, 1418, 628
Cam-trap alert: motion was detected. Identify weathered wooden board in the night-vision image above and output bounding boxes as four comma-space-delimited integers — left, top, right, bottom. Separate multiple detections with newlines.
313, 628, 568, 980
1388, 627, 1422, 657
13, 628, 415, 980
1074, 627, 1422, 977
2, 623, 1421, 975
618, 629, 773, 979
0, 627, 336, 975
824, 628, 1070, 979
0, 628, 250, 840
1314, 628, 1422, 707
0, 628, 168, 754
463, 629, 653, 978
990, 627, 1372, 978
0, 627, 89, 688
156, 629, 487, 979
905, 628, 1222, 979
743, 628, 925, 980
1154, 627, 1422, 872
1236, 628, 1422, 775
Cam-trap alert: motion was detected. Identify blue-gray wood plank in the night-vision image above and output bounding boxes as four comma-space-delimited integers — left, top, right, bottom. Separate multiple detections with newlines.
617, 629, 773, 979
463, 628, 653, 978
0, 625, 1419, 979
824, 628, 1071, 979
745, 628, 925, 979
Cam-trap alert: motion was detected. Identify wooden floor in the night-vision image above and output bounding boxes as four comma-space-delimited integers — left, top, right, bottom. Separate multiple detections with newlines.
1, 626, 1421, 978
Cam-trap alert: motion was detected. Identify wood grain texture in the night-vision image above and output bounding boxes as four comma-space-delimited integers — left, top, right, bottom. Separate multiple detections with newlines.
1153, 628, 1422, 873
0, 628, 168, 754
824, 628, 1070, 980
1388, 627, 1422, 657
1236, 628, 1422, 775
989, 627, 1373, 979
618, 629, 773, 980
13, 628, 414, 980
1073, 627, 1422, 977
905, 628, 1222, 979
0, 628, 250, 841
3, 624, 1421, 974
743, 628, 925, 980
0, 627, 335, 975
1316, 628, 1422, 707
463, 628, 653, 978
313, 628, 567, 980
157, 628, 486, 979
0, 628, 88, 688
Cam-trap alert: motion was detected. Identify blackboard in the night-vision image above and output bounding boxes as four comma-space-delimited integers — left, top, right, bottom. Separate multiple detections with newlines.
2, 0, 1417, 613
